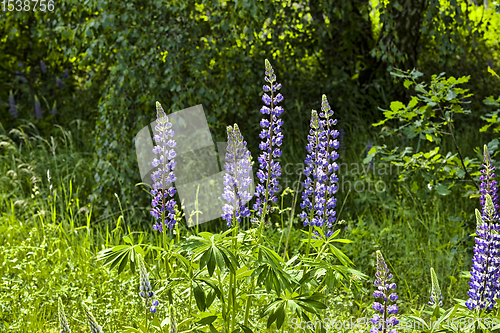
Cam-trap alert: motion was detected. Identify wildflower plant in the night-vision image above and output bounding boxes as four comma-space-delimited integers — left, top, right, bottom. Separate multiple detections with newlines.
371, 251, 399, 333
150, 101, 178, 232
465, 145, 500, 311
466, 196, 500, 311
253, 59, 284, 222
221, 124, 252, 227
299, 95, 339, 239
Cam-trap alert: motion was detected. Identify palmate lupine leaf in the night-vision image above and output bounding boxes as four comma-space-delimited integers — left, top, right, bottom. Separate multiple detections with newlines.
96, 234, 145, 275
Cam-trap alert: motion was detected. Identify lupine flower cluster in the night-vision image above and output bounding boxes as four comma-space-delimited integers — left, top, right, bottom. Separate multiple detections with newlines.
138, 254, 159, 313
63, 69, 69, 79
371, 251, 399, 333
82, 303, 103, 333
428, 267, 443, 307
151, 101, 178, 232
480, 145, 499, 219
34, 95, 42, 119
465, 145, 500, 310
221, 124, 252, 227
57, 77, 64, 88
466, 197, 500, 311
58, 298, 71, 333
253, 59, 284, 220
9, 90, 17, 118
299, 95, 339, 238
465, 145, 500, 311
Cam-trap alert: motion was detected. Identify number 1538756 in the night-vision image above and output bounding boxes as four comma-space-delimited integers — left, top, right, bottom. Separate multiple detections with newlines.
2, 0, 55, 11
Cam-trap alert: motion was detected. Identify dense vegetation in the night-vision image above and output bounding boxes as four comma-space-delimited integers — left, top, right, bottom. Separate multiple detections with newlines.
1, 0, 500, 332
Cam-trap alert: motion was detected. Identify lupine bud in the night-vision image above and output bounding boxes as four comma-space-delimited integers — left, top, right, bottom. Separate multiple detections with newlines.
151, 101, 178, 231
137, 253, 159, 314
58, 298, 71, 333
34, 95, 42, 119
253, 59, 283, 221
428, 267, 443, 307
9, 90, 18, 118
82, 303, 103, 333
221, 124, 252, 226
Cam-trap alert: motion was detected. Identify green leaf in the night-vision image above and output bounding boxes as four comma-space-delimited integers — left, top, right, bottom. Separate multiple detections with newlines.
390, 101, 405, 112
197, 315, 217, 325
193, 283, 206, 311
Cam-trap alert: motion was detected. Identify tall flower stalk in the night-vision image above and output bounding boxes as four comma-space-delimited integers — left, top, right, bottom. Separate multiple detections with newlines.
299, 95, 339, 240
466, 145, 500, 311
253, 59, 284, 233
221, 124, 252, 227
370, 251, 399, 333
151, 101, 178, 232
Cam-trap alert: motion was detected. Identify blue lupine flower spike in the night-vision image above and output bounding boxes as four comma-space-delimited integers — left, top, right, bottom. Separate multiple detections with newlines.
370, 251, 399, 333
221, 124, 252, 227
429, 267, 443, 307
151, 101, 178, 232
253, 59, 284, 221
466, 197, 500, 311
82, 303, 104, 333
299, 95, 340, 239
58, 297, 71, 333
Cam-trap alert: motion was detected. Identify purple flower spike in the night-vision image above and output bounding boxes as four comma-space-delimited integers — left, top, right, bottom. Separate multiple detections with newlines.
299, 95, 339, 238
62, 69, 69, 79
9, 91, 18, 118
370, 251, 399, 332
34, 95, 43, 119
466, 146, 500, 311
253, 59, 284, 221
57, 78, 64, 88
221, 124, 253, 227
150, 101, 178, 231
